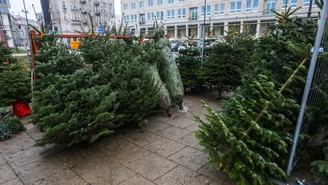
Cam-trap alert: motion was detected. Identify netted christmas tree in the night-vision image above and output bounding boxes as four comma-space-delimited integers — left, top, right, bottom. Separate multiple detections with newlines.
31, 38, 159, 148
195, 8, 318, 184
0, 42, 30, 106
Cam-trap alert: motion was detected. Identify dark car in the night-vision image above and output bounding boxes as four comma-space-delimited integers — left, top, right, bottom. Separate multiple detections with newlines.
172, 42, 182, 52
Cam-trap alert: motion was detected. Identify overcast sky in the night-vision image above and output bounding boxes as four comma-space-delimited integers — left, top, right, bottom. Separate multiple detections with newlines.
9, 0, 121, 20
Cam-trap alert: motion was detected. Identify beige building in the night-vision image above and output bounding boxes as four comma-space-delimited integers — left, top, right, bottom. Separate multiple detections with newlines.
48, 0, 115, 34
121, 0, 320, 39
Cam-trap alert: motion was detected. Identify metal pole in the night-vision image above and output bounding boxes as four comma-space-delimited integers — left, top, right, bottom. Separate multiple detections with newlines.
286, 0, 328, 175
200, 0, 206, 68
22, 0, 33, 100
307, 0, 313, 18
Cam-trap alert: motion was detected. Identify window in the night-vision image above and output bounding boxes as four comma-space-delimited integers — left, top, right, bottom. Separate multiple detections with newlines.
230, 2, 235, 14
123, 4, 128, 10
70, 3, 73, 9
282, 0, 287, 8
64, 13, 68, 20
131, 14, 137, 23
303, 0, 310, 6
206, 5, 211, 15
291, 0, 297, 7
168, 0, 174, 3
246, 0, 251, 12
220, 3, 225, 14
182, 8, 186, 17
131, 3, 136, 9
62, 1, 66, 9
148, 0, 153, 6
253, 0, 258, 12
158, 0, 162, 5
124, 15, 129, 23
179, 0, 184, 2
190, 7, 198, 20
156, 11, 163, 19
171, 10, 175, 19
139, 1, 144, 8
201, 5, 210, 16
147, 13, 152, 21
167, 10, 171, 19
214, 4, 219, 15
236, 1, 242, 13
178, 9, 181, 18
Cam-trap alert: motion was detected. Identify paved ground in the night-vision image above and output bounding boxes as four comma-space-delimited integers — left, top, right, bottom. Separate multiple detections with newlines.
0, 91, 238, 185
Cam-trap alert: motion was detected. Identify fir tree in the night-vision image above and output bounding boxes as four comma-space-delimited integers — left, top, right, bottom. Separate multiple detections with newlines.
0, 42, 30, 106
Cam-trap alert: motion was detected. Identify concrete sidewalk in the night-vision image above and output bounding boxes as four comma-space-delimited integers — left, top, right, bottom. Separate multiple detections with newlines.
0, 92, 236, 185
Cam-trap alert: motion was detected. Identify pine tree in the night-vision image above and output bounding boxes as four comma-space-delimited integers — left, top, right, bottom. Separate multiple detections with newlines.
0, 42, 30, 106
176, 39, 204, 90
195, 8, 318, 184
31, 39, 159, 148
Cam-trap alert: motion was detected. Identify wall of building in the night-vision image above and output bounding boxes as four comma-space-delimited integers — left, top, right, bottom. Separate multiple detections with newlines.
121, 0, 321, 39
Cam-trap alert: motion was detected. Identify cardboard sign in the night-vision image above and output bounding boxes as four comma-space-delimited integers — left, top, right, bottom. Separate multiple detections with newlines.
70, 41, 81, 50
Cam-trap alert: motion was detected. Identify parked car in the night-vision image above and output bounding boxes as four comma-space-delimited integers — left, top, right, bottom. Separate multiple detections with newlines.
170, 40, 180, 51
172, 42, 184, 52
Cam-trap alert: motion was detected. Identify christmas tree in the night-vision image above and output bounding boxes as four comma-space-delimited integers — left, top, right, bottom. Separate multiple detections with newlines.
195, 8, 318, 184
0, 42, 30, 107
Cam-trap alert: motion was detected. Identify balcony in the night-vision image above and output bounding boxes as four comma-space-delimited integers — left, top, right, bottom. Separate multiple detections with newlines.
81, 9, 87, 14
263, 9, 275, 15
94, 0, 100, 6
95, 10, 100, 16
80, 0, 86, 4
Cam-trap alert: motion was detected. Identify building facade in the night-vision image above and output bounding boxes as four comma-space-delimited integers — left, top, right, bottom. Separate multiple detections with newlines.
45, 0, 115, 34
121, 0, 321, 39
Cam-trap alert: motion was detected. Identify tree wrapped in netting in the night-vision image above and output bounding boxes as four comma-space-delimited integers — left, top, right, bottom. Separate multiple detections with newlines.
31, 39, 159, 148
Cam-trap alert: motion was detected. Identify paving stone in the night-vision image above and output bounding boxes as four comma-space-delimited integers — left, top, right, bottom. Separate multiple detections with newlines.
25, 125, 43, 140
15, 157, 67, 184
114, 143, 152, 166
166, 117, 195, 129
0, 132, 35, 157
198, 164, 237, 185
144, 138, 186, 158
0, 155, 6, 165
55, 147, 109, 175
5, 146, 49, 169
157, 126, 190, 141
185, 123, 200, 132
177, 133, 205, 151
120, 175, 155, 185
155, 165, 212, 185
126, 153, 178, 181
140, 121, 171, 133
1, 178, 23, 185
168, 147, 209, 171
0, 164, 17, 184
123, 130, 162, 147
33, 168, 87, 185
80, 161, 135, 185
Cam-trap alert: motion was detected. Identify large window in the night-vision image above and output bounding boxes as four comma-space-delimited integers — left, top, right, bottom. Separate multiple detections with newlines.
131, 14, 137, 23
147, 12, 155, 20
182, 8, 186, 17
214, 4, 219, 15
167, 10, 171, 19
139, 1, 144, 8
236, 1, 242, 13
124, 15, 129, 22
291, 0, 297, 7
265, 0, 276, 14
168, 0, 174, 3
230, 2, 235, 14
201, 5, 211, 16
123, 4, 128, 10
246, 0, 251, 12
190, 7, 198, 20
253, 0, 258, 12
148, 0, 153, 7
156, 11, 164, 19
158, 0, 162, 5
131, 3, 136, 9
220, 3, 225, 15
171, 10, 175, 19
